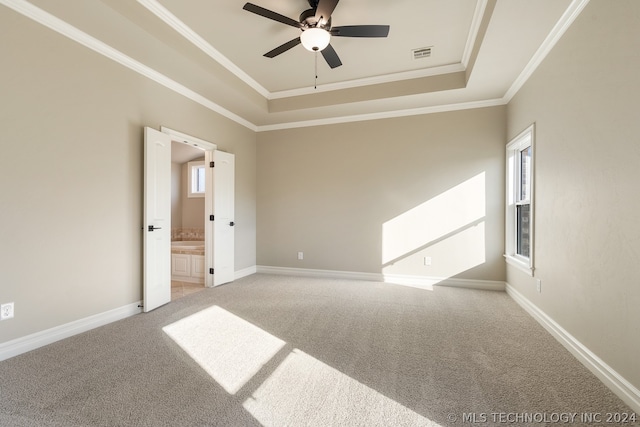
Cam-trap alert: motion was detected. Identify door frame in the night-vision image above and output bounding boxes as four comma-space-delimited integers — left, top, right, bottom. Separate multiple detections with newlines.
161, 127, 217, 288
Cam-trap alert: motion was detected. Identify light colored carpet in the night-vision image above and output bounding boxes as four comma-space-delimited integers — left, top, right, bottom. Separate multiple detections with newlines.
0, 274, 636, 426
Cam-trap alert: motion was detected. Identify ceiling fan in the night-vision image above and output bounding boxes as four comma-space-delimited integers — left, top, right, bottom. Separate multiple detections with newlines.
242, 0, 390, 69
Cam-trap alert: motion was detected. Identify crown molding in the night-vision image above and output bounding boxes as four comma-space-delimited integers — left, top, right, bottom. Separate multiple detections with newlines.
268, 63, 467, 100
462, 0, 488, 68
136, 0, 270, 98
0, 0, 257, 131
256, 98, 506, 132
2, 0, 590, 132
503, 0, 590, 102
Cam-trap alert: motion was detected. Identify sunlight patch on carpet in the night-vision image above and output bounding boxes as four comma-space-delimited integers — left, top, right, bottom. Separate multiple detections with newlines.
163, 306, 285, 394
243, 348, 441, 427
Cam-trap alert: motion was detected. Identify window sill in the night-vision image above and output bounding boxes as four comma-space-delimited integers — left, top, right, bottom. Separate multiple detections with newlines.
504, 254, 534, 277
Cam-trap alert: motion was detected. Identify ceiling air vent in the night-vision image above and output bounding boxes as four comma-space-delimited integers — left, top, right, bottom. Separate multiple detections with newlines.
412, 47, 432, 60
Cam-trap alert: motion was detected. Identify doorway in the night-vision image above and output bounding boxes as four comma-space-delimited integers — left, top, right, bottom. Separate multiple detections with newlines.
170, 140, 207, 300
162, 126, 217, 290
143, 126, 235, 311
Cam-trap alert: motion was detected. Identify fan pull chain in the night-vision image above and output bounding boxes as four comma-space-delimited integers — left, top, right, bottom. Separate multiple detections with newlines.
314, 51, 318, 90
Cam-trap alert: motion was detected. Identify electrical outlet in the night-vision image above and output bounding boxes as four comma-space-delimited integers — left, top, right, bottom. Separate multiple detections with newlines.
1, 302, 14, 320
297, 252, 304, 260
536, 279, 542, 293
423, 256, 432, 266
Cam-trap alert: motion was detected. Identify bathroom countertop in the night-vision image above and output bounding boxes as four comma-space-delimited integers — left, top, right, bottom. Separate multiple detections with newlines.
171, 248, 205, 256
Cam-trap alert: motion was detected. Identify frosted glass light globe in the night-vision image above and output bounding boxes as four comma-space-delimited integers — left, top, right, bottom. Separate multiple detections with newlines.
300, 28, 331, 52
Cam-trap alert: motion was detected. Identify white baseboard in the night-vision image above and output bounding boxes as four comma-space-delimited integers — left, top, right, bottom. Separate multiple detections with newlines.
235, 265, 257, 280
384, 273, 505, 291
258, 265, 382, 282
506, 284, 640, 414
257, 265, 380, 281
257, 265, 505, 291
0, 302, 142, 362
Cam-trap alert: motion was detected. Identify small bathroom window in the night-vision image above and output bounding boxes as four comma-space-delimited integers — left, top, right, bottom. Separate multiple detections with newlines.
188, 161, 205, 198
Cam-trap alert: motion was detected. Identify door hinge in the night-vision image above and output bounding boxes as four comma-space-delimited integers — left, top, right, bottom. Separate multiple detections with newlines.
210, 161, 214, 168
209, 268, 214, 275
210, 215, 214, 221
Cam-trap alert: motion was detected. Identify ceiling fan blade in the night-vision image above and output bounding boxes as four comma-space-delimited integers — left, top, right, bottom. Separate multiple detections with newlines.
330, 25, 390, 38
314, 0, 339, 25
243, 3, 302, 28
321, 43, 342, 68
264, 38, 302, 58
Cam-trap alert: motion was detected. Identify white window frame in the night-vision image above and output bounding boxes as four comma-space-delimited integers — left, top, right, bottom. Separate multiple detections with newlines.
187, 160, 205, 198
505, 124, 535, 276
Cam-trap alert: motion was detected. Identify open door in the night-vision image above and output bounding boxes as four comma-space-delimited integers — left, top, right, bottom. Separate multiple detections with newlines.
143, 127, 172, 311
212, 150, 235, 286
204, 150, 214, 288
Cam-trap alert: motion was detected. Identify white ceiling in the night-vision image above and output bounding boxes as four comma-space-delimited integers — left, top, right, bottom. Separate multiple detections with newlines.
172, 141, 206, 164
4, 0, 585, 130
167, 0, 477, 92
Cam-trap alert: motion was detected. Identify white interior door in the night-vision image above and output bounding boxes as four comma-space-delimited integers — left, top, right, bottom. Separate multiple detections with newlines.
143, 127, 172, 311
213, 150, 235, 286
204, 150, 214, 287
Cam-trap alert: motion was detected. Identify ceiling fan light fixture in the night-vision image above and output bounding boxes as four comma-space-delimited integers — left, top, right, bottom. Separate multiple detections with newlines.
300, 27, 330, 52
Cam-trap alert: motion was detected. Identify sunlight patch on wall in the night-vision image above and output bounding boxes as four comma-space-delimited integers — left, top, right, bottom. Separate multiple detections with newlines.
163, 306, 285, 394
243, 348, 440, 426
383, 221, 486, 286
382, 172, 486, 265
423, 220, 486, 280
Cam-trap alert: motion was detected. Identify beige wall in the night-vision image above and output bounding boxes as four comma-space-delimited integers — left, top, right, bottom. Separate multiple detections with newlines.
171, 162, 183, 228
257, 107, 506, 282
171, 158, 206, 231
180, 159, 205, 230
0, 9, 256, 343
506, 0, 640, 391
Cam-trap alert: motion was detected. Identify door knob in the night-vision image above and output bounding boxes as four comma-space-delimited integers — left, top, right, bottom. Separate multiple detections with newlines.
148, 225, 162, 232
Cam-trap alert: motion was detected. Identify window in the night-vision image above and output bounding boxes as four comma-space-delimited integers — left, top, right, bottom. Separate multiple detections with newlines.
505, 124, 534, 275
188, 161, 205, 198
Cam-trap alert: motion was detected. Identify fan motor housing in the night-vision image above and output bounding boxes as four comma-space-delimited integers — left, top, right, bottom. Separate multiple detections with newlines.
299, 8, 330, 29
